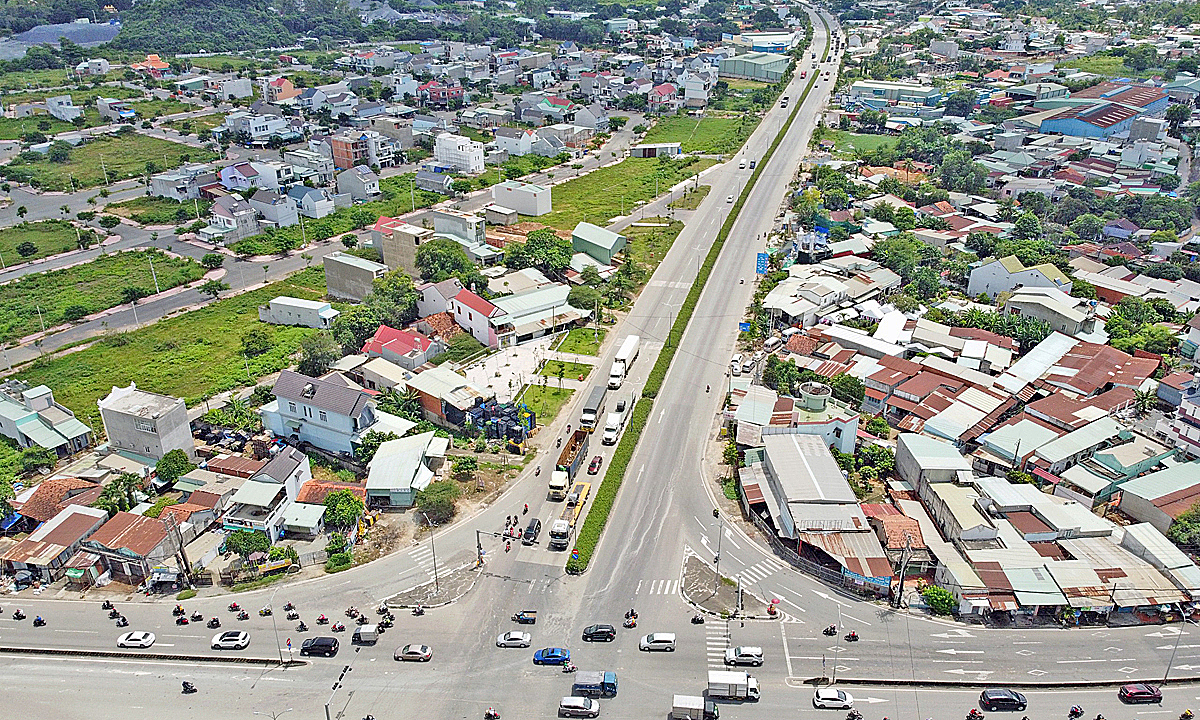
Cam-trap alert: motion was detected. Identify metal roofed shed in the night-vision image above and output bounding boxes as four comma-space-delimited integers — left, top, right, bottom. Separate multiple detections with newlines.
1032, 417, 1124, 468
366, 432, 439, 508
763, 434, 855, 504
230, 479, 286, 508
1003, 566, 1068, 608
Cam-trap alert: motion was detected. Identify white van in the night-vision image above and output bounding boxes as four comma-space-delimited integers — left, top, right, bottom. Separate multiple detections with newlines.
559, 697, 600, 718
741, 356, 755, 374
763, 337, 782, 352
738, 159, 746, 169
723, 645, 764, 667
353, 624, 378, 645
639, 632, 677, 652
730, 354, 743, 376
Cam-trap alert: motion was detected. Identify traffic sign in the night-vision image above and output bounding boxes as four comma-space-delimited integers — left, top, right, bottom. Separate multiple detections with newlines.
756, 252, 768, 274
286, 638, 291, 649
739, 322, 752, 332
571, 549, 579, 560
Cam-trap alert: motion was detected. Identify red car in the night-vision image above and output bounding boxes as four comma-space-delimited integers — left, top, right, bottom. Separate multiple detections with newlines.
1119, 683, 1162, 704
588, 456, 603, 474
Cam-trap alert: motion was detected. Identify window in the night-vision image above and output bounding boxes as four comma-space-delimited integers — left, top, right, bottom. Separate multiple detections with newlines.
135, 419, 155, 433
288, 402, 297, 413
319, 411, 327, 422
834, 428, 842, 438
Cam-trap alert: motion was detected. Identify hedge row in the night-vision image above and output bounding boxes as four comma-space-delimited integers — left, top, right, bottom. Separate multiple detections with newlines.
565, 14, 832, 573
565, 398, 653, 573
643, 14, 830, 398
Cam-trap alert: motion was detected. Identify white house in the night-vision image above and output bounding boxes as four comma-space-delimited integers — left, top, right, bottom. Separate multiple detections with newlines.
967, 255, 1072, 299
259, 370, 415, 455
433, 132, 485, 174
258, 297, 340, 329
491, 180, 551, 216
494, 127, 537, 156
221, 447, 310, 543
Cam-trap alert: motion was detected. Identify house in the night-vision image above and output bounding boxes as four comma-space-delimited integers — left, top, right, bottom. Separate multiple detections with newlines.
75, 58, 110, 75
494, 127, 537, 156
572, 103, 609, 130
0, 504, 108, 581
203, 195, 258, 244
846, 80, 942, 106
415, 169, 454, 194
287, 186, 336, 219
330, 130, 396, 170
221, 112, 288, 143
83, 512, 181, 585
380, 221, 434, 276
98, 383, 195, 462
403, 366, 489, 427
450, 289, 505, 347
247, 189, 299, 228
365, 432, 447, 507
416, 278, 465, 317
284, 149, 335, 186
96, 97, 135, 122
151, 164, 218, 202
12, 477, 102, 526
221, 447, 309, 542
630, 142, 682, 158
45, 95, 82, 122
1117, 462, 1200, 533
247, 160, 296, 192
730, 382, 858, 453
219, 162, 259, 192
0, 381, 92, 458
296, 88, 328, 111
433, 133, 485, 174
258, 297, 340, 329
967, 255, 1072, 298
1003, 287, 1096, 336
324, 251, 389, 302
572, 222, 626, 264
895, 433, 973, 497
362, 325, 440, 370
259, 370, 415, 455
490, 283, 585, 344
648, 83, 680, 113
264, 76, 300, 103
336, 165, 381, 201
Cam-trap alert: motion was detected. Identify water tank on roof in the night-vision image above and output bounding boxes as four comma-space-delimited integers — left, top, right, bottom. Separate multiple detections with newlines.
798, 381, 832, 412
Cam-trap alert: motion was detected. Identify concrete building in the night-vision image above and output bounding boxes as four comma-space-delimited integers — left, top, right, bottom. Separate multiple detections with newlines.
432, 208, 485, 246
96, 97, 135, 122
967, 255, 1072, 299
259, 370, 414, 455
324, 251, 389, 302
247, 189, 298, 228
202, 195, 258, 244
718, 52, 791, 82
433, 132, 485, 174
847, 80, 942, 106
1117, 462, 1200, 533
330, 130, 396, 170
151, 164, 217, 202
0, 381, 92, 458
491, 180, 551, 216
336, 165, 381, 201
98, 383, 195, 462
284, 149, 335, 186
1003, 287, 1096, 336
258, 297, 340, 329
221, 446, 309, 543
382, 221, 435, 276
0, 504, 107, 581
895, 433, 973, 497
287, 186, 336, 219
733, 382, 858, 453
45, 95, 82, 122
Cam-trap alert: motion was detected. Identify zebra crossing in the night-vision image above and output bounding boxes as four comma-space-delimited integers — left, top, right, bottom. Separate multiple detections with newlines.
736, 557, 786, 584
705, 622, 730, 669
409, 545, 436, 579
636, 579, 679, 595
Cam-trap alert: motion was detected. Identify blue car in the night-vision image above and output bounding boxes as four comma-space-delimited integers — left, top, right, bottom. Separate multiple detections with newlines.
533, 647, 571, 665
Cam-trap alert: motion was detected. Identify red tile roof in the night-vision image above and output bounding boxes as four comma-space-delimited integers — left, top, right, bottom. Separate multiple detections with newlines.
454, 289, 499, 317
785, 334, 818, 356
296, 480, 367, 505
18, 478, 98, 523
362, 325, 434, 356
419, 312, 463, 340
158, 503, 210, 524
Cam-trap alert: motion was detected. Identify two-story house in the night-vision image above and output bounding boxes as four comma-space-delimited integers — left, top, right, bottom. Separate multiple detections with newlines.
336, 165, 381, 201
221, 446, 309, 543
259, 370, 414, 455
203, 195, 259, 244
287, 186, 336, 219
98, 383, 195, 462
0, 380, 92, 459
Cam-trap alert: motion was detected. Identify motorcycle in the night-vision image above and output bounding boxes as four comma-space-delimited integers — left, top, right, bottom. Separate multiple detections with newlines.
297, 622, 309, 632
823, 625, 837, 636
535, 466, 540, 476
259, 607, 272, 617
283, 602, 295, 612
332, 622, 346, 632
172, 605, 185, 616
691, 613, 704, 624
1182, 711, 1194, 720
847, 711, 863, 720
412, 607, 425, 617
12, 610, 25, 620
346, 607, 359, 618
176, 616, 189, 625
379, 618, 393, 629
286, 611, 300, 621
108, 608, 121, 619
237, 611, 250, 621
844, 632, 858, 642
1069, 707, 1084, 719
623, 618, 637, 629
33, 616, 45, 627
485, 709, 500, 720
317, 615, 329, 625
228, 602, 240, 612
115, 616, 129, 628
190, 611, 203, 622
562, 663, 577, 673
101, 600, 114, 610
207, 617, 221, 629
377, 604, 388, 615
181, 681, 197, 695
356, 615, 368, 625
556, 437, 562, 448
967, 710, 984, 720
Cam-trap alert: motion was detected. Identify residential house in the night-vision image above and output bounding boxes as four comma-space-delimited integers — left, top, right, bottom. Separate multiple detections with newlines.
1003, 287, 1096, 336
96, 97, 135, 122
98, 383, 195, 462
83, 512, 180, 585
296, 88, 328, 112
1117, 462, 1200, 533
336, 165, 381, 201
967, 255, 1072, 298
362, 325, 440, 370
433, 133, 485, 174
221, 446, 309, 542
45, 95, 82, 122
248, 189, 299, 228
284, 149, 335, 186
416, 278, 465, 317
0, 504, 107, 581
203, 195, 258, 244
75, 58, 110, 75
263, 76, 300, 103
221, 112, 288, 143
151, 164, 217, 201
330, 129, 396, 170
415, 169, 454, 194
287, 186, 336, 219
572, 102, 609, 130
247, 160, 296, 192
494, 127, 537, 156
450, 289, 505, 347
219, 162, 259, 192
258, 297, 340, 329
365, 432, 446, 507
0, 381, 92, 458
648, 83, 680, 113
259, 370, 415, 455
491, 180, 551, 216
324, 251, 389, 302
381, 220, 434, 276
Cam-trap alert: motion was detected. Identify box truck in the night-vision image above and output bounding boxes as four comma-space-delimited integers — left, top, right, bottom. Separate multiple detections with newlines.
580, 386, 607, 432
608, 335, 640, 389
706, 671, 759, 701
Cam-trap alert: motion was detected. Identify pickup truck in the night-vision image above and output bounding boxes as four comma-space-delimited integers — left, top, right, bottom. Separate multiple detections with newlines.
511, 610, 537, 624
572, 670, 618, 698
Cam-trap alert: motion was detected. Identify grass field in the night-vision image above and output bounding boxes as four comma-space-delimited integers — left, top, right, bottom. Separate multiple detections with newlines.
539, 359, 592, 380
642, 116, 755, 155
723, 78, 770, 90
161, 114, 226, 134
184, 55, 266, 72
519, 385, 575, 424
131, 99, 195, 119
19, 267, 328, 429
0, 68, 77, 92
535, 157, 717, 230
668, 184, 711, 210
106, 196, 210, 225
0, 249, 204, 343
0, 220, 81, 264
623, 217, 685, 273
1058, 55, 1129, 77
3, 132, 218, 191
555, 327, 606, 356
0, 109, 105, 141
827, 130, 896, 157
1, 85, 142, 109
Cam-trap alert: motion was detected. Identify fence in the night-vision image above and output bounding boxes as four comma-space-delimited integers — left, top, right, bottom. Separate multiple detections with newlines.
297, 550, 328, 567
747, 511, 887, 599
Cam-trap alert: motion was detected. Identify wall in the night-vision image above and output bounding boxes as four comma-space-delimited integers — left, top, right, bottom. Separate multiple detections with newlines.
324, 255, 381, 302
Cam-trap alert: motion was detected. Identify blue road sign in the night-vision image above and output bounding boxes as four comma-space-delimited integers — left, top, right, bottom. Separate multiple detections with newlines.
756, 252, 768, 274
739, 322, 752, 332
571, 549, 579, 560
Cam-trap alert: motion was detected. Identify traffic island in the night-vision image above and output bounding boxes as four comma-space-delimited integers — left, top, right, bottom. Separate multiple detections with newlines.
386, 562, 479, 608
681, 550, 777, 620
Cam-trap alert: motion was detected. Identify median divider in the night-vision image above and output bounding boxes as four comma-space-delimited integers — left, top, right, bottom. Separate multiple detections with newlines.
0, 644, 308, 666
566, 13, 832, 574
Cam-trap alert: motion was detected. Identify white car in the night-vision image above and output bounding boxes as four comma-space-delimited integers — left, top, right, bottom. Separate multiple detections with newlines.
726, 195, 734, 203
496, 631, 532, 648
813, 688, 854, 709
211, 630, 251, 650
117, 631, 156, 648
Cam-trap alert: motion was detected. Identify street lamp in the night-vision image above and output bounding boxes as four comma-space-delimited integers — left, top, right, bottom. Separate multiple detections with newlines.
417, 511, 440, 594
268, 585, 285, 665
712, 508, 723, 593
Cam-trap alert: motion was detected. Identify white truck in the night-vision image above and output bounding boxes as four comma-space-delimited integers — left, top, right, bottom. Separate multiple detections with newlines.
608, 335, 641, 389
548, 470, 569, 500
706, 671, 759, 701
601, 398, 628, 445
672, 695, 719, 720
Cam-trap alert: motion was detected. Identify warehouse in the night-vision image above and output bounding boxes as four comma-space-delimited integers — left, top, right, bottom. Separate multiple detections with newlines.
719, 52, 791, 83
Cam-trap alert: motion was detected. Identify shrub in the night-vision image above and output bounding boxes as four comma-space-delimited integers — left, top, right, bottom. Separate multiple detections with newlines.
325, 552, 353, 572
416, 480, 461, 524
921, 585, 957, 616
176, 589, 197, 600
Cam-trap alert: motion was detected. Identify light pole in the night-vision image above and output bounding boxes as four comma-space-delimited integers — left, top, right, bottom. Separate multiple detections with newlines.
253, 709, 293, 720
712, 508, 723, 592
268, 585, 284, 665
418, 511, 440, 594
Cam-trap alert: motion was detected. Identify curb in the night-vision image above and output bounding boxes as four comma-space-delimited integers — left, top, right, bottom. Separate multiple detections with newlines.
386, 561, 480, 609
802, 676, 1200, 690
0, 645, 308, 667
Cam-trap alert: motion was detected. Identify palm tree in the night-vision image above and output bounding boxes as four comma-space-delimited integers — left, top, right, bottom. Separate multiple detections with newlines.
1134, 389, 1156, 416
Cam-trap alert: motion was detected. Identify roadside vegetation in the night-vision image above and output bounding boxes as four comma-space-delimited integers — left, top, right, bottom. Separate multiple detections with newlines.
642, 115, 756, 155
106, 196, 210, 225
0, 220, 82, 264
3, 130, 217, 191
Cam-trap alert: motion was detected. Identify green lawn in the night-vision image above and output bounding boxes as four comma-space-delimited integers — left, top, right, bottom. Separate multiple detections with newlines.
539, 359, 592, 380
132, 99, 195, 119
184, 55, 266, 72
1, 85, 142, 109
519, 385, 575, 424
642, 116, 755, 155
161, 113, 226, 133
0, 109, 105, 141
826, 130, 895, 157
555, 327, 606, 356
0, 220, 81, 264
0, 68, 76, 92
3, 132, 217, 191
0, 249, 204, 343
19, 267, 328, 429
1058, 55, 1129, 77
668, 184, 711, 210
623, 217, 685, 273
536, 157, 718, 230
106, 195, 210, 225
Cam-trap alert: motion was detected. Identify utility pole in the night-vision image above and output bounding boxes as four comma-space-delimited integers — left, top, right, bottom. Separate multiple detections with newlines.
419, 512, 440, 594
35, 305, 45, 333
712, 508, 723, 592
149, 255, 160, 294
99, 154, 109, 186
892, 533, 913, 609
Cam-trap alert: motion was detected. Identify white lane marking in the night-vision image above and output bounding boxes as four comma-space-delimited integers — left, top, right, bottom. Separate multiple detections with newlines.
781, 621, 794, 679
840, 612, 872, 627
53, 630, 99, 634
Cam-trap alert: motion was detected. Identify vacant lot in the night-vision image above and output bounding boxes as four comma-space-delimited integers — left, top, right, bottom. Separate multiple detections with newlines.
162, 114, 226, 133
107, 196, 210, 225
1058, 55, 1129, 77
1, 85, 142, 109
723, 78, 771, 90
642, 116, 754, 155
19, 267, 328, 429
0, 220, 80, 264
184, 55, 267, 72
0, 249, 204, 342
0, 68, 79, 92
3, 132, 217, 191
132, 99, 195, 119
0, 109, 105, 141
536, 157, 718, 230
827, 130, 896, 157
519, 385, 575, 424
555, 327, 606, 356
623, 217, 685, 273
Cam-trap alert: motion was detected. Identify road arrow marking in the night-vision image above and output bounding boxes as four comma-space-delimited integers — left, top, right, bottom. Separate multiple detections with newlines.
944, 669, 993, 676
936, 648, 984, 655
812, 590, 850, 608
858, 698, 889, 704
1146, 628, 1188, 638
932, 629, 975, 639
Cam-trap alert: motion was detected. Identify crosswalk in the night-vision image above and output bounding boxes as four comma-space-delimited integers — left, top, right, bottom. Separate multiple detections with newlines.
409, 545, 436, 580
636, 579, 679, 595
706, 622, 730, 669
736, 557, 786, 584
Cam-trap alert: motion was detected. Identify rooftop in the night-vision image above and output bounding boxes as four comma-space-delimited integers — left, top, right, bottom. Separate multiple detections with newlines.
98, 383, 181, 418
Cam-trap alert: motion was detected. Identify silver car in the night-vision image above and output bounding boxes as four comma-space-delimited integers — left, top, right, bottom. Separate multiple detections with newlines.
496, 631, 531, 648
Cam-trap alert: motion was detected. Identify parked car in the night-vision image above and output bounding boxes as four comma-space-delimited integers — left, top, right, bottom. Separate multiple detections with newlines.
395, 643, 433, 662
588, 456, 603, 474
496, 631, 531, 648
211, 631, 250, 650
117, 631, 155, 649
980, 688, 1027, 711
533, 647, 571, 665
812, 688, 854, 709
582, 624, 616, 642
1119, 684, 1162, 704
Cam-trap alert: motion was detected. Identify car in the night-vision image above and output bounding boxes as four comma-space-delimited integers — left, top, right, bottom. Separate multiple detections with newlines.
300, 636, 339, 657
724, 645, 764, 666
559, 697, 600, 718
1119, 683, 1162, 704
116, 631, 156, 649
980, 688, 1027, 711
395, 643, 433, 662
211, 630, 251, 650
533, 647, 571, 665
582, 624, 616, 642
497, 631, 532, 648
521, 517, 542, 545
726, 195, 733, 203
638, 632, 676, 651
752, 350, 765, 364
813, 688, 854, 709
588, 456, 603, 474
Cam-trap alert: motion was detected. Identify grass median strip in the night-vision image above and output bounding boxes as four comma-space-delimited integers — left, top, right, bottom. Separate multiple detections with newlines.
566, 13, 830, 573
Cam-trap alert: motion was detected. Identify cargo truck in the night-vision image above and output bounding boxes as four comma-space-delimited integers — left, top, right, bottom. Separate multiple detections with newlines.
548, 481, 590, 549
672, 695, 719, 720
548, 470, 570, 500
571, 670, 618, 698
706, 671, 759, 701
608, 335, 640, 389
557, 429, 590, 480
580, 386, 607, 432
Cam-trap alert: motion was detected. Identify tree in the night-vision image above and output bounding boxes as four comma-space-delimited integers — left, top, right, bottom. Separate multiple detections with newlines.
225, 529, 271, 559
298, 331, 340, 377
567, 284, 602, 310
98, 214, 120, 228
323, 489, 365, 529
904, 266, 941, 300
828, 373, 865, 407
1169, 502, 1200, 545
241, 327, 272, 357
19, 446, 57, 474
1159, 174, 1181, 192
47, 142, 71, 163
451, 455, 478, 480
415, 480, 461, 524
1167, 102, 1190, 134
155, 448, 196, 485
864, 416, 891, 438
198, 279, 229, 297
1069, 213, 1105, 242
356, 430, 399, 463
921, 585, 957, 616
509, 228, 573, 276
944, 89, 976, 117
15, 241, 38, 258
16, 206, 27, 219
937, 149, 987, 194
201, 253, 224, 269
121, 286, 149, 304
451, 179, 473, 195
341, 233, 358, 248
1016, 191, 1050, 217
415, 237, 477, 283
